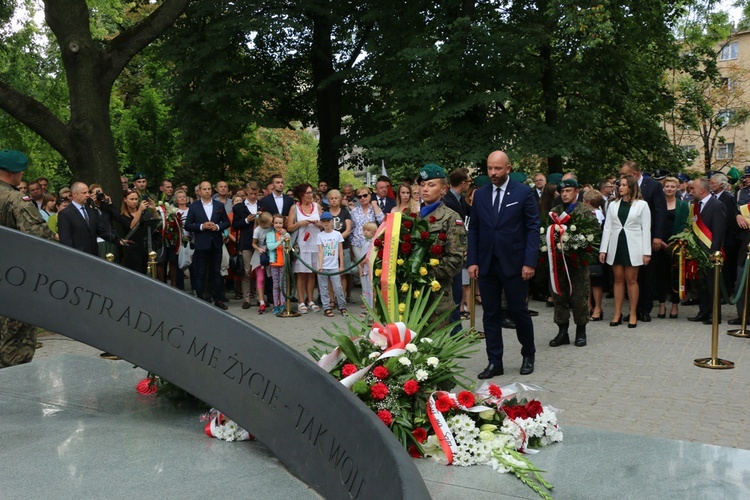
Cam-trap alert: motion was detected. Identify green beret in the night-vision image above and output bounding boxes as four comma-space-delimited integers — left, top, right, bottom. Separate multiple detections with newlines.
727, 166, 741, 184
132, 172, 147, 181
547, 173, 563, 185
557, 179, 579, 192
473, 175, 491, 187
509, 171, 527, 183
418, 163, 446, 182
0, 150, 28, 173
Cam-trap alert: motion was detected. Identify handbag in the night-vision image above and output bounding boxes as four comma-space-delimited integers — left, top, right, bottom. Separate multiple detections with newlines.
230, 251, 244, 276
177, 240, 194, 270
260, 251, 271, 267
588, 263, 603, 277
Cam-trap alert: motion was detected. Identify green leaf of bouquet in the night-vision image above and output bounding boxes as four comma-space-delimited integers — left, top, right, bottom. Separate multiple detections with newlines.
332, 333, 363, 365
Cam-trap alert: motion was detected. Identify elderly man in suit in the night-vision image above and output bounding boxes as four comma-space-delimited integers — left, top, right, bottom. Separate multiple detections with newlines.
687, 178, 726, 324
709, 173, 739, 296
468, 150, 540, 378
186, 181, 231, 310
58, 182, 124, 255
619, 161, 667, 322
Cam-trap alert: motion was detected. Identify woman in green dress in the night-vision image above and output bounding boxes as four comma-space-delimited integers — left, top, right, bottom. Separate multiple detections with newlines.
598, 175, 652, 328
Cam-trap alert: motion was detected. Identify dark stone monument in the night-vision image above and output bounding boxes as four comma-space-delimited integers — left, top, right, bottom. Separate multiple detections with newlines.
0, 227, 429, 500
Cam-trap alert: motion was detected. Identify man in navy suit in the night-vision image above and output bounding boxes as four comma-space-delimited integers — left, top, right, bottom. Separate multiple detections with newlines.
186, 181, 231, 310
468, 151, 540, 378
258, 174, 295, 219
58, 182, 124, 255
374, 178, 396, 213
619, 161, 667, 322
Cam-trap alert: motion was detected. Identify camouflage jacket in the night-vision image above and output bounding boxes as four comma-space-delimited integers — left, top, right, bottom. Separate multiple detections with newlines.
419, 202, 467, 282
0, 180, 56, 239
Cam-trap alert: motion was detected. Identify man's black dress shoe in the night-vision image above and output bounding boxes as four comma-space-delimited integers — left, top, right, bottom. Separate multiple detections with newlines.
639, 313, 651, 322
478, 364, 503, 379
728, 317, 742, 325
702, 317, 717, 325
682, 299, 699, 306
501, 318, 516, 329
215, 301, 228, 310
687, 314, 708, 322
520, 356, 535, 375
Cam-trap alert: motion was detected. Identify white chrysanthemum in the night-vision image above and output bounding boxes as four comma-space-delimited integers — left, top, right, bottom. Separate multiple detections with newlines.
405, 343, 418, 353
562, 233, 570, 242
398, 357, 411, 366
415, 369, 429, 381
420, 337, 433, 344
426, 357, 439, 368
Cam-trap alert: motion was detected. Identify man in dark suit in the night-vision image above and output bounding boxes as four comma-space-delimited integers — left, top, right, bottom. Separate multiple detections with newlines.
443, 167, 471, 333
58, 182, 124, 255
619, 161, 667, 322
185, 181, 231, 310
374, 178, 396, 213
709, 173, 739, 295
468, 150, 540, 378
687, 178, 726, 324
258, 174, 294, 219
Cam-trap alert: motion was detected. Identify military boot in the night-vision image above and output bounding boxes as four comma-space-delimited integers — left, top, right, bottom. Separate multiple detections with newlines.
575, 325, 587, 347
549, 324, 570, 347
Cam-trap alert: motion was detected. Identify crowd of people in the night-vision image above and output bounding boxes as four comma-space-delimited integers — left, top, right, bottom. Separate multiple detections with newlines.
4, 146, 750, 379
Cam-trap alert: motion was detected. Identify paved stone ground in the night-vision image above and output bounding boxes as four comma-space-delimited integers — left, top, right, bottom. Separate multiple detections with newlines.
35, 288, 750, 450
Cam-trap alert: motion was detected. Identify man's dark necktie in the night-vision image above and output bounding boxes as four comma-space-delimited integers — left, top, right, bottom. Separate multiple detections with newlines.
493, 187, 500, 215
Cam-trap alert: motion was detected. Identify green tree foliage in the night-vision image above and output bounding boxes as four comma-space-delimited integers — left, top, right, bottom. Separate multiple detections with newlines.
255, 127, 319, 189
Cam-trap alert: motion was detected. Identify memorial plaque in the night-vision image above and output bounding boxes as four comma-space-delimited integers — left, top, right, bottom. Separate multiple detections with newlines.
0, 227, 429, 500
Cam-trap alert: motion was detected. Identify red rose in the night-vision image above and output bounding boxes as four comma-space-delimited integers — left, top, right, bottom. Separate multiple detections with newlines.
410, 213, 417, 218
457, 391, 475, 408
430, 244, 443, 255
166, 233, 174, 241
341, 363, 357, 377
586, 246, 594, 253
525, 400, 544, 418
403, 379, 419, 396
400, 242, 413, 254
420, 231, 430, 240
488, 383, 503, 399
377, 409, 393, 426
377, 248, 384, 259
505, 405, 528, 420
569, 252, 578, 261
409, 445, 422, 458
435, 395, 452, 413
403, 220, 413, 229
538, 257, 545, 264
371, 382, 389, 400
403, 233, 412, 242
438, 232, 447, 241
373, 366, 389, 380
412, 427, 428, 443
374, 238, 382, 248
429, 216, 436, 223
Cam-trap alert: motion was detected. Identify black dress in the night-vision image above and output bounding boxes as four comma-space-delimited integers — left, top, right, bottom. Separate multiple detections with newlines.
613, 201, 632, 266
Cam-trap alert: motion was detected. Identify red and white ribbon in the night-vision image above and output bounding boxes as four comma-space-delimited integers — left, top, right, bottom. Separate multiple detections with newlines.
426, 390, 494, 464
546, 211, 572, 296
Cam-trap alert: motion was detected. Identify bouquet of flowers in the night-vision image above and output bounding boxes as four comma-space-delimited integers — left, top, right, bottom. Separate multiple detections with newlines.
200, 409, 255, 442
370, 212, 450, 307
668, 211, 711, 279
539, 209, 601, 270
156, 202, 184, 247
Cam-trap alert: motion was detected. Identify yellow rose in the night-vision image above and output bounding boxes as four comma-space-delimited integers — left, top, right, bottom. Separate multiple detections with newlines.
413, 290, 421, 299
399, 314, 404, 321
375, 269, 382, 277
397, 258, 404, 266
419, 267, 428, 276
431, 281, 441, 292
400, 283, 409, 293
429, 259, 439, 267
398, 303, 406, 313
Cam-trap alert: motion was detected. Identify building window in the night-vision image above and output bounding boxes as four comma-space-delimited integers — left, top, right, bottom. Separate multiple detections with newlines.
681, 145, 697, 153
720, 42, 738, 61
716, 143, 735, 160
717, 109, 735, 127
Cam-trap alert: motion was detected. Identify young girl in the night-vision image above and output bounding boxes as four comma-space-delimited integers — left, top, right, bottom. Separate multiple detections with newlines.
266, 214, 291, 315
251, 212, 273, 314
360, 221, 378, 313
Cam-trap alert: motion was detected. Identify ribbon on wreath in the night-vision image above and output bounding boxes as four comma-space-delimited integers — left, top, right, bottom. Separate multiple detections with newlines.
426, 391, 493, 464
378, 212, 402, 319
546, 211, 573, 296
672, 240, 688, 300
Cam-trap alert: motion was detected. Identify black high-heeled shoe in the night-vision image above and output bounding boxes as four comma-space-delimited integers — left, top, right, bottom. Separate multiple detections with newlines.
657, 312, 666, 319
669, 312, 678, 319
609, 316, 622, 327
628, 322, 638, 329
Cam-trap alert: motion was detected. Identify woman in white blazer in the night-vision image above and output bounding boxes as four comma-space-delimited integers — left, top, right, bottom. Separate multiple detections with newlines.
598, 175, 652, 329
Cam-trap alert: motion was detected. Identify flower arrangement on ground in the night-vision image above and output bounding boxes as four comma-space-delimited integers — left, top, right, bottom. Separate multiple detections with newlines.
201, 408, 255, 442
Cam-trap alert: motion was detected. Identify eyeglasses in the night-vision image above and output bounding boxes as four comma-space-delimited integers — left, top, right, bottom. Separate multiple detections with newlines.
358, 194, 369, 199
305, 191, 313, 195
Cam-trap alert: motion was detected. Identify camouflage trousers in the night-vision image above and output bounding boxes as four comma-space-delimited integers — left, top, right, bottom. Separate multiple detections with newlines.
430, 279, 455, 331
0, 315, 38, 368
553, 266, 590, 326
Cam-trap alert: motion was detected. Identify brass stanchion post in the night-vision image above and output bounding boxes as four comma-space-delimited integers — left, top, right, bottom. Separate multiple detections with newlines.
469, 278, 483, 337
695, 252, 734, 369
728, 243, 750, 338
147, 250, 158, 279
105, 253, 115, 263
277, 238, 300, 318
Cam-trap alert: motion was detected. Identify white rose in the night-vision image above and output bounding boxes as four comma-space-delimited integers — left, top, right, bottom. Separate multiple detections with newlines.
541, 245, 548, 252
562, 234, 570, 242
405, 343, 418, 353
420, 338, 433, 344
570, 225, 576, 231
426, 357, 439, 368
539, 227, 545, 234
399, 357, 411, 366
587, 234, 594, 242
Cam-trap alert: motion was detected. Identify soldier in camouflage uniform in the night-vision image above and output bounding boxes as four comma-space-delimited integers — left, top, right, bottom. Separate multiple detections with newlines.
547, 179, 595, 347
416, 164, 467, 329
0, 150, 56, 368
